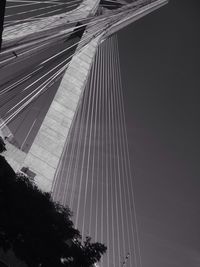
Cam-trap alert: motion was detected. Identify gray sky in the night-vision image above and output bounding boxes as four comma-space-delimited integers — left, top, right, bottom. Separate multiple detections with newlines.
118, 0, 200, 266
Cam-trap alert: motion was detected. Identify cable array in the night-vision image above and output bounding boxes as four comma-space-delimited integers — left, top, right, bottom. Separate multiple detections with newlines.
1, 9, 127, 67
0, 2, 139, 147
52, 36, 142, 267
0, 20, 108, 137
2, 0, 158, 51
4, 0, 82, 27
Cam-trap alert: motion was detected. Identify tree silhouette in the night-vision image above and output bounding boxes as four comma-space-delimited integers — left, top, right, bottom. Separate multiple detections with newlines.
69, 237, 107, 267
0, 148, 106, 266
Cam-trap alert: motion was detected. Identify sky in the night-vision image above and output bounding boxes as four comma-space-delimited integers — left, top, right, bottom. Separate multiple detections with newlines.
118, 0, 200, 266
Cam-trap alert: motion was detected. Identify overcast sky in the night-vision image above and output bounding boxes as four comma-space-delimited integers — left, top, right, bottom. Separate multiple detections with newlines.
118, 1, 200, 266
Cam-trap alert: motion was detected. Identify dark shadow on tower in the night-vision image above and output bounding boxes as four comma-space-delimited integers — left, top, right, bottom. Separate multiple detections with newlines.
0, 0, 6, 51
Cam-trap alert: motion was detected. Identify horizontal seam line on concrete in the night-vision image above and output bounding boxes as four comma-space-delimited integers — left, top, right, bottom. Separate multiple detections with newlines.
29, 151, 57, 172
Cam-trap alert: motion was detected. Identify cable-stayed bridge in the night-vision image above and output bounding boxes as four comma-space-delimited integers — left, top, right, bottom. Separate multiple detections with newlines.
0, 1, 168, 266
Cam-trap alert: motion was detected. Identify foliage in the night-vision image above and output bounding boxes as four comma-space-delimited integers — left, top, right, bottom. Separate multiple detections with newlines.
69, 237, 107, 267
0, 155, 106, 267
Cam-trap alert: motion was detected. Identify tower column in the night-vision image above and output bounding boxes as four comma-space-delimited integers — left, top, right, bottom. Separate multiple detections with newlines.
23, 34, 103, 192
